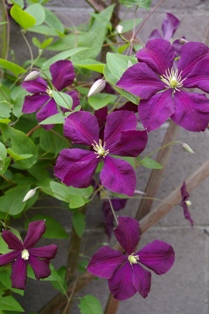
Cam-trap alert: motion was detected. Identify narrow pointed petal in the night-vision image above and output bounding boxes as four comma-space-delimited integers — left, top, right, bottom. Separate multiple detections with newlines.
54, 148, 99, 187
104, 111, 137, 148
162, 13, 180, 40
109, 129, 148, 157
132, 264, 151, 298
2, 230, 23, 250
11, 257, 27, 289
29, 256, 51, 280
24, 220, 46, 249
0, 251, 20, 266
22, 77, 47, 93
64, 111, 99, 145
108, 262, 136, 300
87, 246, 126, 278
36, 98, 58, 129
114, 216, 140, 254
100, 156, 136, 197
181, 202, 193, 227
50, 60, 75, 90
117, 63, 164, 99
29, 244, 58, 259
149, 29, 162, 40
22, 94, 49, 114
138, 240, 175, 275
138, 90, 174, 132
172, 91, 209, 132
136, 39, 175, 75
181, 181, 190, 200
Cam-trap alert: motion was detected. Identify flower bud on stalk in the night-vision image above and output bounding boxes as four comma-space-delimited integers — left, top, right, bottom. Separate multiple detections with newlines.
24, 70, 40, 81
88, 79, 106, 97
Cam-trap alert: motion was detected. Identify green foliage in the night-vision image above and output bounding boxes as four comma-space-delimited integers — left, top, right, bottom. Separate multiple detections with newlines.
119, 0, 151, 9
140, 157, 163, 169
10, 4, 36, 29
0, 295, 24, 312
78, 295, 103, 314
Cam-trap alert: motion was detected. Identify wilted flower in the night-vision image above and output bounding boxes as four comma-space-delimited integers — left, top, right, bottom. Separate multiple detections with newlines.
0, 220, 57, 289
87, 216, 175, 300
54, 110, 148, 197
180, 181, 193, 227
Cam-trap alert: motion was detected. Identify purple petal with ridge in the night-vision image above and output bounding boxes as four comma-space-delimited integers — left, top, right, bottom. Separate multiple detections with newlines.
0, 251, 20, 266
162, 13, 180, 40
50, 60, 75, 90
172, 90, 209, 132
114, 216, 140, 254
117, 63, 164, 99
29, 244, 58, 259
138, 90, 174, 132
2, 230, 23, 251
136, 39, 175, 74
108, 262, 136, 300
11, 257, 27, 289
54, 148, 99, 188
132, 263, 151, 298
68, 90, 80, 109
138, 240, 175, 275
22, 94, 49, 114
64, 111, 99, 145
22, 77, 47, 93
100, 156, 136, 197
87, 246, 126, 278
29, 255, 51, 280
109, 129, 148, 157
149, 29, 162, 40
36, 98, 59, 129
104, 111, 137, 147
24, 220, 46, 249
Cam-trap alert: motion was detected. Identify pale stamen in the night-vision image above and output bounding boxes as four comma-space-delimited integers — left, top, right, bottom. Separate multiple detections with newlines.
92, 139, 109, 158
160, 68, 187, 92
46, 86, 53, 97
128, 253, 139, 265
21, 249, 30, 261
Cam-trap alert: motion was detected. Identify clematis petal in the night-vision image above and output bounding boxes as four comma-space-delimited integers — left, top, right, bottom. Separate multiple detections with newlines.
109, 129, 148, 157
36, 98, 59, 130
136, 39, 175, 75
162, 13, 180, 41
22, 94, 49, 114
172, 90, 209, 132
87, 246, 126, 279
64, 111, 99, 145
29, 244, 58, 260
2, 230, 23, 250
138, 240, 175, 275
138, 90, 174, 132
178, 41, 209, 78
0, 251, 20, 266
22, 77, 47, 93
100, 156, 136, 197
50, 60, 75, 90
108, 262, 136, 300
149, 29, 162, 40
180, 181, 193, 227
116, 63, 164, 99
181, 181, 190, 200
114, 216, 140, 254
67, 90, 80, 109
24, 220, 46, 249
11, 257, 27, 289
29, 256, 51, 280
54, 148, 99, 187
132, 263, 151, 298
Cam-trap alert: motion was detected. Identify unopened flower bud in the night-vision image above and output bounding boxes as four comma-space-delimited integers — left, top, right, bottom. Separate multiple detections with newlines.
182, 143, 195, 154
22, 188, 38, 202
24, 70, 40, 81
88, 79, 106, 97
116, 24, 123, 34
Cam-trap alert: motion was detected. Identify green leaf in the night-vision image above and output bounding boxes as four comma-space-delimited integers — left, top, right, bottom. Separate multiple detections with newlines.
10, 4, 36, 29
25, 3, 45, 25
0, 236, 10, 254
44, 8, 65, 34
0, 142, 7, 160
72, 212, 85, 237
119, 0, 151, 9
0, 269, 24, 296
40, 126, 68, 155
28, 24, 59, 36
39, 112, 65, 125
40, 37, 53, 49
0, 59, 26, 76
50, 266, 67, 294
88, 93, 117, 110
52, 91, 72, 110
119, 18, 142, 33
140, 157, 163, 169
78, 295, 102, 314
106, 52, 137, 80
0, 157, 11, 175
0, 185, 29, 215
74, 59, 105, 74
0, 295, 24, 311
10, 0, 24, 8
0, 101, 11, 118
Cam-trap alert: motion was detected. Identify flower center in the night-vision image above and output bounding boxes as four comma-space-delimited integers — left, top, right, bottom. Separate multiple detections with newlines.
46, 86, 53, 97
160, 68, 186, 92
21, 249, 30, 261
92, 139, 109, 158
128, 253, 139, 265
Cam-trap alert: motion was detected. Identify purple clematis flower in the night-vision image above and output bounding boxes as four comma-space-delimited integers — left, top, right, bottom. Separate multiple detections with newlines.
54, 110, 148, 197
0, 220, 57, 289
180, 181, 193, 227
149, 12, 180, 41
87, 216, 175, 300
22, 60, 80, 129
117, 39, 209, 132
